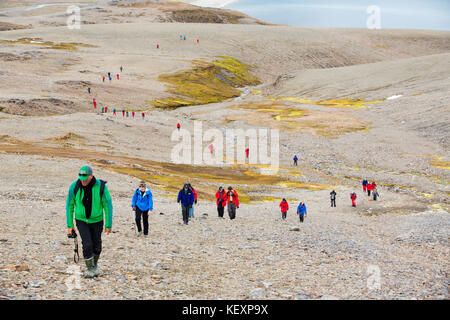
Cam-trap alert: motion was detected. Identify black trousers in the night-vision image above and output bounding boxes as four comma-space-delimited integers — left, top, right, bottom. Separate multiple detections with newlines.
181, 205, 190, 224
228, 203, 236, 220
76, 220, 103, 259
282, 212, 287, 219
217, 204, 224, 217
135, 207, 149, 235
299, 214, 304, 223
331, 199, 336, 207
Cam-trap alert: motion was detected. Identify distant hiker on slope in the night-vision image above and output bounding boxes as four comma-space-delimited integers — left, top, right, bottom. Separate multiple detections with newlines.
208, 144, 214, 154
297, 202, 307, 223
66, 166, 113, 278
372, 187, 379, 201
330, 190, 337, 207
93, 98, 96, 109
88, 87, 91, 94
131, 181, 153, 237
350, 192, 357, 207
187, 183, 197, 219
293, 155, 298, 166
362, 179, 368, 193
117, 74, 119, 80
132, 111, 135, 119
120, 66, 123, 72
105, 106, 108, 113
122, 110, 125, 117
142, 112, 145, 120
226, 186, 239, 220
177, 123, 181, 131
102, 76, 105, 82
245, 148, 249, 159
280, 198, 289, 220
113, 108, 116, 116
215, 186, 227, 218
367, 182, 376, 197
177, 184, 195, 225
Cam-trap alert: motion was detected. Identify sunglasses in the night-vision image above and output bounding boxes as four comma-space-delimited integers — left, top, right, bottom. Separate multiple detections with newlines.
79, 174, 89, 177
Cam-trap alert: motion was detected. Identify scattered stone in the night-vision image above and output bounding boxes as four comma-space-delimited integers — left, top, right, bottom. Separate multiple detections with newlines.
2, 265, 29, 272
249, 288, 266, 299
290, 226, 300, 231
295, 293, 314, 300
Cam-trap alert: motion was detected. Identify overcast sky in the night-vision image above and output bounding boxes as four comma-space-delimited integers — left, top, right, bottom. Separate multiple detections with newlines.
190, 0, 450, 30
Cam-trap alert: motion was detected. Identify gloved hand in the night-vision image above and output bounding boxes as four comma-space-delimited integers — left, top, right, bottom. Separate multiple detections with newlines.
195, 200, 197, 204
237, 206, 239, 209
132, 206, 136, 211
105, 229, 112, 234
67, 228, 74, 235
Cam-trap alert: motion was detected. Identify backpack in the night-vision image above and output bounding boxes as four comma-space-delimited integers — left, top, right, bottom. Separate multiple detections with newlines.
74, 179, 107, 200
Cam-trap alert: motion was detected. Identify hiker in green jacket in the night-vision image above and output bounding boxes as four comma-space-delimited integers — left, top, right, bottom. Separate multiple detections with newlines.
66, 166, 113, 278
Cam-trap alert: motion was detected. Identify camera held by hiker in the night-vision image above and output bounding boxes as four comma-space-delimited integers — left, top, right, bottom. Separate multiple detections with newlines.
66, 166, 113, 278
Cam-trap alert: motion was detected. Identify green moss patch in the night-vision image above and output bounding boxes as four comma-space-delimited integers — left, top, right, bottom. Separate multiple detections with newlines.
151, 56, 261, 109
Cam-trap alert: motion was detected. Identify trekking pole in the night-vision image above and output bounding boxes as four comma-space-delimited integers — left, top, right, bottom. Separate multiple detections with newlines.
132, 208, 137, 236
67, 229, 79, 264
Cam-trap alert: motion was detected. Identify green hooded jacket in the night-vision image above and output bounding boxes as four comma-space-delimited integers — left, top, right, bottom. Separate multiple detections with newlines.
66, 178, 113, 229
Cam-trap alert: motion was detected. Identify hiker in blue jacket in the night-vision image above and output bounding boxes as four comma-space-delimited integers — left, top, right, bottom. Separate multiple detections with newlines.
297, 202, 307, 223
293, 155, 298, 166
131, 181, 153, 237
177, 183, 195, 225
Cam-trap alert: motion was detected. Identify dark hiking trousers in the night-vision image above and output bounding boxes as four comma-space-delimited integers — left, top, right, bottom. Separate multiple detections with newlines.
217, 204, 224, 218
331, 199, 336, 207
282, 212, 287, 219
298, 214, 305, 223
228, 203, 236, 220
135, 207, 149, 235
181, 205, 190, 224
76, 220, 103, 259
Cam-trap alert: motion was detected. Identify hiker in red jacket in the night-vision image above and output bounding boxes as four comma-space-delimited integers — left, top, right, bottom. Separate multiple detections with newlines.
187, 183, 197, 219
280, 198, 289, 220
122, 110, 125, 117
117, 74, 119, 80
93, 98, 96, 109
102, 75, 105, 82
367, 182, 375, 196
177, 123, 181, 131
226, 186, 239, 220
350, 192, 357, 207
105, 106, 108, 113
245, 148, 249, 159
208, 144, 214, 154
142, 112, 145, 119
132, 111, 135, 119
215, 186, 227, 218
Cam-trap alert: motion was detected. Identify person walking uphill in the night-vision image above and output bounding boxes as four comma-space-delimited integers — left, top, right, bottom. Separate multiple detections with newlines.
177, 184, 194, 225
215, 186, 227, 218
280, 198, 289, 220
330, 190, 337, 207
350, 192, 357, 207
226, 186, 239, 220
131, 181, 153, 237
297, 202, 307, 223
362, 179, 368, 193
66, 166, 113, 278
187, 183, 197, 219
293, 155, 298, 166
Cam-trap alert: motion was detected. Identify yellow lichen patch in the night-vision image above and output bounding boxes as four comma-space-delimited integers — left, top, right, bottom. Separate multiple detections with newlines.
151, 56, 260, 108
228, 101, 370, 138
277, 97, 383, 110
0, 38, 97, 51
430, 161, 450, 170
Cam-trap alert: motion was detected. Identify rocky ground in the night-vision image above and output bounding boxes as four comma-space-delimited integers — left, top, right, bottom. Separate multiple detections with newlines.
0, 1, 449, 300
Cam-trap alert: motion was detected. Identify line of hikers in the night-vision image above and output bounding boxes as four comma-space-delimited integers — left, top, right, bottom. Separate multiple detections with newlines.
66, 166, 381, 278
